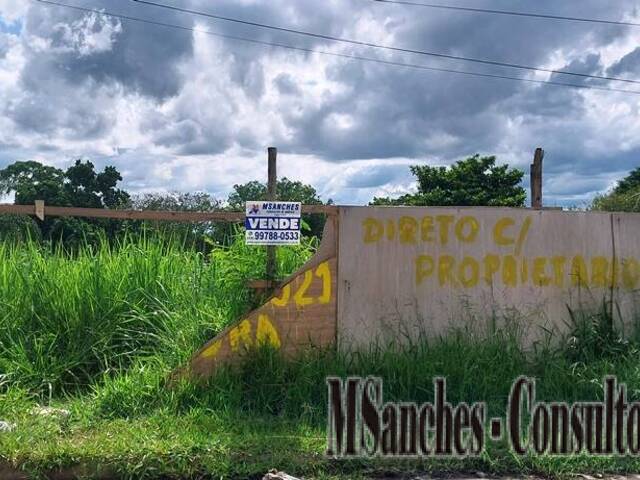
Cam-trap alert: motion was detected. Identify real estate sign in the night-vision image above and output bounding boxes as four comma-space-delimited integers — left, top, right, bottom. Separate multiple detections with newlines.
245, 201, 301, 245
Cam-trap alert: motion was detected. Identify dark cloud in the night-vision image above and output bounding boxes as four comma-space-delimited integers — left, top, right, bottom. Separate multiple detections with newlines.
608, 47, 640, 76
22, 1, 193, 100
274, 73, 300, 96
0, 0, 638, 206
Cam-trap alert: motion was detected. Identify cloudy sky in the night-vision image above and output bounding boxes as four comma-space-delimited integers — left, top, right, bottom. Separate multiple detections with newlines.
0, 0, 639, 206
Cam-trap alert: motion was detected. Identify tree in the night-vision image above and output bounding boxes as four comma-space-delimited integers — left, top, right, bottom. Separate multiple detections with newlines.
227, 177, 331, 238
130, 191, 223, 250
371, 155, 526, 207
0, 159, 130, 244
592, 167, 640, 212
614, 167, 640, 195
0, 161, 67, 206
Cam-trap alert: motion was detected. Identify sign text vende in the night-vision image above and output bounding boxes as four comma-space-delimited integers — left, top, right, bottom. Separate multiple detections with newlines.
245, 217, 300, 231
245, 200, 301, 246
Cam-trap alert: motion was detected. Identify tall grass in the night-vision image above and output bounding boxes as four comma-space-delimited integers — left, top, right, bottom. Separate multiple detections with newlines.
88, 321, 640, 425
0, 233, 315, 397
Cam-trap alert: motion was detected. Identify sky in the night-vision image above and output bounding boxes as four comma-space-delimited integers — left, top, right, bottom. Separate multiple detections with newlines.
0, 0, 639, 207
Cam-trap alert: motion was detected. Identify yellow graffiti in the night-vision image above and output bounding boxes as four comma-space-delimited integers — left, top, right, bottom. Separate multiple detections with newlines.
201, 339, 222, 358
622, 259, 640, 289
362, 214, 531, 252
399, 216, 418, 244
551, 256, 566, 287
532, 257, 552, 286
458, 256, 479, 288
416, 255, 435, 285
515, 217, 532, 255
591, 257, 610, 288
438, 255, 456, 287
256, 314, 281, 349
315, 261, 332, 304
271, 285, 291, 307
415, 254, 640, 290
502, 255, 517, 287
386, 219, 396, 241
229, 319, 253, 351
483, 254, 500, 286
570, 256, 589, 287
363, 218, 384, 244
493, 217, 515, 246
271, 262, 334, 308
436, 215, 454, 245
455, 216, 480, 243
294, 269, 314, 307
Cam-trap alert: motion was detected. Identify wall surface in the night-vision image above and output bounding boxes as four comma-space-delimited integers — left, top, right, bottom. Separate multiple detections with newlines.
183, 216, 339, 381
183, 206, 640, 380
337, 207, 640, 348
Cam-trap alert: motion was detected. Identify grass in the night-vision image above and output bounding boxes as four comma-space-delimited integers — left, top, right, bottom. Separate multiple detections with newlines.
0, 233, 313, 397
1, 234, 640, 478
4, 334, 640, 479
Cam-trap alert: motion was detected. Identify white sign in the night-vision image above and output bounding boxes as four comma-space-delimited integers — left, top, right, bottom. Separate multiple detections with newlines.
245, 201, 301, 245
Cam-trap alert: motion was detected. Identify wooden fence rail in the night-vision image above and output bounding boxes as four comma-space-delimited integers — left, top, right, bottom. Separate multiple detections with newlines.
0, 202, 338, 223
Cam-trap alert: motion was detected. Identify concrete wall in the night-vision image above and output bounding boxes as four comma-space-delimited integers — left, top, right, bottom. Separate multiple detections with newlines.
183, 206, 640, 380
337, 207, 640, 348
183, 217, 339, 381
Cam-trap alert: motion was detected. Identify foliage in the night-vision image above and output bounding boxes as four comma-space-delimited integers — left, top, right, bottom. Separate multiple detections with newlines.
0, 159, 129, 209
0, 161, 66, 205
592, 167, 640, 212
228, 177, 331, 238
0, 160, 130, 245
372, 154, 526, 207
0, 214, 41, 243
3, 322, 640, 478
615, 166, 640, 195
0, 233, 314, 396
128, 191, 228, 250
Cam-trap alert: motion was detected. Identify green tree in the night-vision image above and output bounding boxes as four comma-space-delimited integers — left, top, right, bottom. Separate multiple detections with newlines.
0, 161, 67, 205
592, 167, 640, 212
614, 167, 640, 195
0, 159, 130, 244
130, 191, 224, 250
228, 177, 331, 239
371, 155, 526, 207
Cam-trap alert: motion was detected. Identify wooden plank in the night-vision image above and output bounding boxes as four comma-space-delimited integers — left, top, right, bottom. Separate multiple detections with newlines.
302, 204, 338, 215
247, 279, 278, 290
0, 203, 339, 222
34, 200, 45, 221
44, 206, 246, 222
0, 205, 36, 216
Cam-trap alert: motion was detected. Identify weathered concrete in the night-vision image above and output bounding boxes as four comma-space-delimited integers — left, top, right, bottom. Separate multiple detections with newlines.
337, 207, 640, 349
182, 206, 640, 379
182, 216, 338, 380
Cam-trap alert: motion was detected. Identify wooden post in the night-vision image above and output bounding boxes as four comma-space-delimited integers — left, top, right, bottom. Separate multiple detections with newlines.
530, 148, 544, 209
266, 147, 277, 282
34, 200, 45, 221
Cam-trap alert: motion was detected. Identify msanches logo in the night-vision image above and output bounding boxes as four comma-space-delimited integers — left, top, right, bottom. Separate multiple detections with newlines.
326, 376, 640, 458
